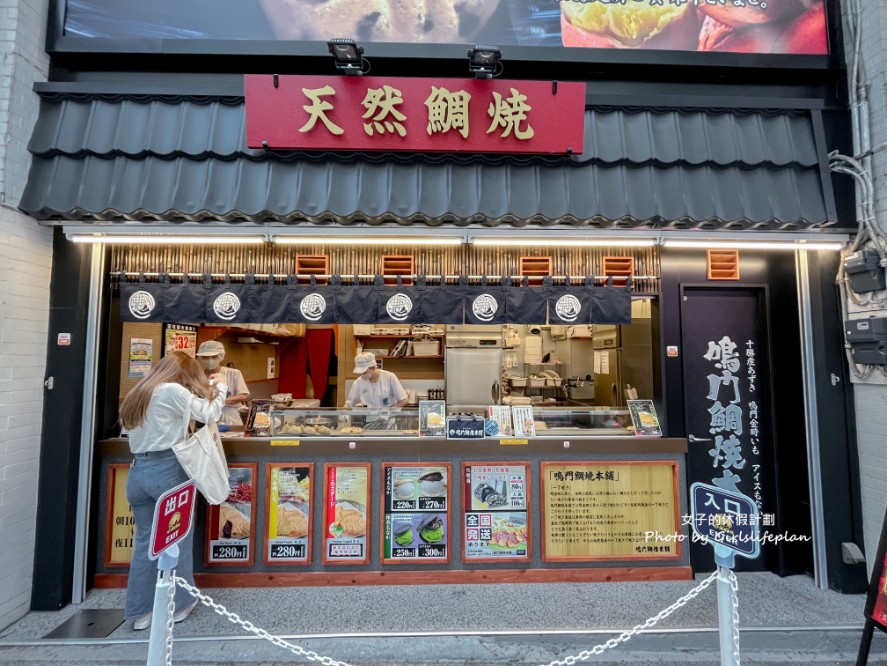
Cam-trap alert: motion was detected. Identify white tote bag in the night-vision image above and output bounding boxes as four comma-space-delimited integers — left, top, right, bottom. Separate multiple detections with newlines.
172, 414, 230, 505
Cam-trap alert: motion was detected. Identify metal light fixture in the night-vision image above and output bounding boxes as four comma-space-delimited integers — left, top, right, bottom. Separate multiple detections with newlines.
467, 45, 502, 79
273, 235, 464, 247
327, 38, 366, 76
662, 239, 844, 251
68, 234, 266, 245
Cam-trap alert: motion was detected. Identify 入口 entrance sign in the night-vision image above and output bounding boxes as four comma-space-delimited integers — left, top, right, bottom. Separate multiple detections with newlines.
245, 75, 585, 154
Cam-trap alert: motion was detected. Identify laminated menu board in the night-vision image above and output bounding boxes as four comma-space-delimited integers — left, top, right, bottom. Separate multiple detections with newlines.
382, 463, 450, 563
540, 461, 680, 562
627, 399, 662, 437
322, 463, 370, 565
512, 406, 537, 437
104, 464, 134, 567
462, 462, 530, 563
486, 406, 514, 437
265, 464, 313, 565
206, 464, 257, 565
419, 400, 446, 437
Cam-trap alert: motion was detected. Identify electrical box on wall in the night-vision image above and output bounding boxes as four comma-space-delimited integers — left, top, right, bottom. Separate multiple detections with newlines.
845, 317, 887, 365
843, 251, 886, 293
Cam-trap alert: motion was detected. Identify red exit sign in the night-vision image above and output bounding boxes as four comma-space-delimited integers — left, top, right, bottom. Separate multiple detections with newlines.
150, 480, 197, 559
245, 74, 585, 155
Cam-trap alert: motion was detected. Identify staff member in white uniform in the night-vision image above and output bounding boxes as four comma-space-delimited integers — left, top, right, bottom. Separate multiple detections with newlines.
344, 352, 408, 409
195, 340, 250, 425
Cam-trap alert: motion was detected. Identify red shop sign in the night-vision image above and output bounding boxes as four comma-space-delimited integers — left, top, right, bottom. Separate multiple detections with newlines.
150, 480, 197, 560
244, 74, 585, 155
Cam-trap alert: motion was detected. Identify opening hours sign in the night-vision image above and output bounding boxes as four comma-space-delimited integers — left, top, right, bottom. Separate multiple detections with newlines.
244, 75, 585, 154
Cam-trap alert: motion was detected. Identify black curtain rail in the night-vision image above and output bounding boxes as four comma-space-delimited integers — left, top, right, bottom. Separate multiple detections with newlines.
111, 272, 657, 281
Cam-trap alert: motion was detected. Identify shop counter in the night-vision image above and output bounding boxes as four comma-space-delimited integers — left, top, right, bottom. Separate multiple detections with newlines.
95, 435, 692, 587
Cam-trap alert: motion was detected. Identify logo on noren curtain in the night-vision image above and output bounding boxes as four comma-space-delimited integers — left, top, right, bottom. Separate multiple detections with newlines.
386, 293, 413, 321
554, 295, 582, 322
128, 291, 156, 319
472, 293, 499, 322
213, 292, 241, 320
300, 293, 327, 321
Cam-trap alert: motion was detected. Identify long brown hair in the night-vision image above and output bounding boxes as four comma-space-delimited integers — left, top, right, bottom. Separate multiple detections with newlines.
119, 351, 214, 429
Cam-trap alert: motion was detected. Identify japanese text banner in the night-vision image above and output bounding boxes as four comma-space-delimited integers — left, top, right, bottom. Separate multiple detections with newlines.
244, 75, 585, 154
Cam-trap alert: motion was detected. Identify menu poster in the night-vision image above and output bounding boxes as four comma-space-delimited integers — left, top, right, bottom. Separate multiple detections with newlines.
104, 464, 134, 566
486, 406, 514, 437
540, 461, 680, 562
382, 463, 450, 563
323, 463, 370, 565
265, 464, 313, 565
419, 400, 446, 437
627, 400, 663, 437
162, 323, 197, 358
463, 462, 530, 562
206, 464, 257, 565
128, 338, 153, 377
512, 406, 537, 437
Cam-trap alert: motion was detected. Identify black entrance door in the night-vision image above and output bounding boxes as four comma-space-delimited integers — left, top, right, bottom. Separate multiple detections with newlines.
680, 286, 809, 573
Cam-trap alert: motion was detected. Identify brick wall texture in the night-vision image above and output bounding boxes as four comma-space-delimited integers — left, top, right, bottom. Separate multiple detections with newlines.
0, 0, 50, 631
843, 0, 887, 575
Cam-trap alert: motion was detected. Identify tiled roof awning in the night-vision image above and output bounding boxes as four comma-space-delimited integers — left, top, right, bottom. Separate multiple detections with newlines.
19, 92, 836, 230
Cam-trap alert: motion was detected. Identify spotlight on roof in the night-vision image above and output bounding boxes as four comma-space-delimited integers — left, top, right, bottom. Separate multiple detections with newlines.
327, 38, 367, 76
467, 45, 502, 79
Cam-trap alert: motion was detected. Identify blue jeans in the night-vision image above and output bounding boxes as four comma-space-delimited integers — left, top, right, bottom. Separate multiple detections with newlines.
124, 448, 196, 620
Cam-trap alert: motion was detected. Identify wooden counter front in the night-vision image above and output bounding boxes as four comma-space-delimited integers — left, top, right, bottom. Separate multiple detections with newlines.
95, 435, 691, 588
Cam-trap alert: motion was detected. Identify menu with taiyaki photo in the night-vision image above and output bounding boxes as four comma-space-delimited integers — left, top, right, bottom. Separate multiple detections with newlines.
511, 406, 537, 438
266, 464, 313, 565
207, 464, 257, 566
323, 463, 370, 565
419, 400, 446, 437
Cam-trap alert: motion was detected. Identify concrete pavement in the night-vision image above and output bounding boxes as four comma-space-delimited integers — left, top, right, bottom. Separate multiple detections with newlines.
1, 572, 886, 664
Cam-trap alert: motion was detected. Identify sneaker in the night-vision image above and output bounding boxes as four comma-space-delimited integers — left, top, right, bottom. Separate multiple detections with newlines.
132, 612, 152, 631
174, 599, 198, 623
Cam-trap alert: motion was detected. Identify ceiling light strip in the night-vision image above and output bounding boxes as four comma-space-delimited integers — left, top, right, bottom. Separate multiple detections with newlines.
70, 235, 266, 245
662, 240, 844, 251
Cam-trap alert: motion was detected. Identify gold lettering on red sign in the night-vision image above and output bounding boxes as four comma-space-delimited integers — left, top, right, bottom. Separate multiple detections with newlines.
487, 88, 534, 141
361, 85, 407, 137
425, 87, 471, 139
299, 86, 344, 136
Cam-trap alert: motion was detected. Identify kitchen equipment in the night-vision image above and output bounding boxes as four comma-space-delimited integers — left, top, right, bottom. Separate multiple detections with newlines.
445, 343, 503, 407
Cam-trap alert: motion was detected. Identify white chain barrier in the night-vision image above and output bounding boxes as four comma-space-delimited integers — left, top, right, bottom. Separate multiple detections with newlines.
729, 569, 741, 664
537, 570, 723, 666
172, 576, 354, 666
166, 569, 732, 666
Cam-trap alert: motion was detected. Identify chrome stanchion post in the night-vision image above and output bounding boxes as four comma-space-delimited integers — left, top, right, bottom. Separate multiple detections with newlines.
715, 545, 739, 666
146, 544, 179, 666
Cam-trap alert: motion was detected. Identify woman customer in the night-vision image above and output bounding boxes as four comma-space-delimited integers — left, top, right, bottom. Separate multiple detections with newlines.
119, 351, 227, 631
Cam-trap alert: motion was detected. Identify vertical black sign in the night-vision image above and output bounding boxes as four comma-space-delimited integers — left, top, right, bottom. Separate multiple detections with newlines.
681, 288, 776, 572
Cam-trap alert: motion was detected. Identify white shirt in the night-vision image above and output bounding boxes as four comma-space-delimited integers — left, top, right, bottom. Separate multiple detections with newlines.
127, 383, 226, 454
214, 366, 250, 425
345, 370, 407, 409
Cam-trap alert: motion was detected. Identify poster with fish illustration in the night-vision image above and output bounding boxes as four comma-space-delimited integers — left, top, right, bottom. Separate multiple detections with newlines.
265, 464, 313, 565
462, 462, 531, 562
206, 464, 257, 566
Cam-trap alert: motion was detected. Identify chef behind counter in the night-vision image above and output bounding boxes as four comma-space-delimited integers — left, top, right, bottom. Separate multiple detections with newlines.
196, 340, 250, 426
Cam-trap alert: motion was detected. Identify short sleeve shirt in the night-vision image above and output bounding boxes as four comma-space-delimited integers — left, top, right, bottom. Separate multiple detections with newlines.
346, 370, 407, 409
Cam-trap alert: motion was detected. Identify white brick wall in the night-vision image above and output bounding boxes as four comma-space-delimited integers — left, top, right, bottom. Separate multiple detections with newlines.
0, 0, 51, 632
843, 0, 887, 576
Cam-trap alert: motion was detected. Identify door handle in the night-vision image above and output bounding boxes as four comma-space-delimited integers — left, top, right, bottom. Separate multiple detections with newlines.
492, 381, 499, 403
688, 434, 712, 443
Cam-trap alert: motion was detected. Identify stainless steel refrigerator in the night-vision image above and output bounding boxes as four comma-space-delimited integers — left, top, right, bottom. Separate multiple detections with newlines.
445, 338, 503, 407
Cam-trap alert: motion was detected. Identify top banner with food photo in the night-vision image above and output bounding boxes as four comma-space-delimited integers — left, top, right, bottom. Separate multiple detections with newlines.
63, 0, 828, 56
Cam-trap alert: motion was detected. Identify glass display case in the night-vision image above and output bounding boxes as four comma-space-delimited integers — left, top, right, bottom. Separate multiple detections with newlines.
529, 406, 633, 436
269, 407, 420, 437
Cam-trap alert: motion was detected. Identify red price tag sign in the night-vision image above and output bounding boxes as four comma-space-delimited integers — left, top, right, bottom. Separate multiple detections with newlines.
150, 480, 197, 560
